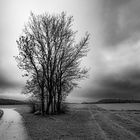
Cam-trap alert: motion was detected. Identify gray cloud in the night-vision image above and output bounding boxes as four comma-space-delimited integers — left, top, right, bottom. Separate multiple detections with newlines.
0, 72, 22, 90
101, 0, 140, 47
1, 0, 140, 101
79, 0, 140, 101
84, 68, 140, 100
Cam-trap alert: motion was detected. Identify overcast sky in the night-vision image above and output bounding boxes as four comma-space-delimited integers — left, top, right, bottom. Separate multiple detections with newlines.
1, 0, 140, 102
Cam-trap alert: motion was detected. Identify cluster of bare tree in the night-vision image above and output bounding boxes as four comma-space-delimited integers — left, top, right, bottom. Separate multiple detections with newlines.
15, 12, 89, 115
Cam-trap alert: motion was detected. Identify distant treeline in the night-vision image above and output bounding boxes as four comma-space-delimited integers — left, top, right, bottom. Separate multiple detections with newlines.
82, 99, 140, 104
0, 98, 29, 105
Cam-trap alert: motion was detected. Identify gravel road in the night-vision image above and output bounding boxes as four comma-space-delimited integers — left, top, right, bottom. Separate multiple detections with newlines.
0, 108, 30, 140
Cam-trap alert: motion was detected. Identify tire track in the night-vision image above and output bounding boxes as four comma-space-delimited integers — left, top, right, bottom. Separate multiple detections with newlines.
116, 111, 140, 124
89, 106, 139, 140
88, 109, 108, 140
107, 112, 140, 138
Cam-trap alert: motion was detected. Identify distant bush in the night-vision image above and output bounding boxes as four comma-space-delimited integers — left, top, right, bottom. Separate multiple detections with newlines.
29, 102, 41, 113
58, 103, 69, 114
96, 99, 140, 104
0, 98, 28, 105
30, 102, 69, 115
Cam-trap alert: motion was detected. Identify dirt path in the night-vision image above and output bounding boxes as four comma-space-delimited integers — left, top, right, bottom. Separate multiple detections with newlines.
0, 109, 30, 140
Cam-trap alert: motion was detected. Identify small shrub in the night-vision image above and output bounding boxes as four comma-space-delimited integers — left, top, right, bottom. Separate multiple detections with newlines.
30, 103, 41, 113
59, 103, 69, 114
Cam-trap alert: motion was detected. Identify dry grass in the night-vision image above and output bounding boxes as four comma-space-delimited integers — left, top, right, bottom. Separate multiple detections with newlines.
19, 107, 93, 140
16, 104, 140, 140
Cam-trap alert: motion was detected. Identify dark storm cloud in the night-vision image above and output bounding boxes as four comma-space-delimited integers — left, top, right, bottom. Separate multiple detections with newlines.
82, 0, 140, 100
0, 73, 21, 90
100, 74, 140, 91
85, 68, 140, 100
101, 0, 140, 46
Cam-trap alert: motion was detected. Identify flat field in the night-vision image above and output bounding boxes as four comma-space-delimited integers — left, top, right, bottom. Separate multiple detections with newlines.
16, 104, 140, 140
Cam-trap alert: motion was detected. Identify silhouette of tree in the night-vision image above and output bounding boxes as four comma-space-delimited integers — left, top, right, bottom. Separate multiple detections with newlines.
15, 12, 89, 115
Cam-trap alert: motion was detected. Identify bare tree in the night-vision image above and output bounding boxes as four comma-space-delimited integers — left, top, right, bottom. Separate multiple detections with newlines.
15, 12, 89, 115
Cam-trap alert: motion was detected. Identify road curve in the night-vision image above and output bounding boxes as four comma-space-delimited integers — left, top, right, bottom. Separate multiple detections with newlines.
0, 108, 30, 140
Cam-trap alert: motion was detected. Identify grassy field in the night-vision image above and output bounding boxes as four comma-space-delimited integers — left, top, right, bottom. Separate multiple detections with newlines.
16, 104, 140, 140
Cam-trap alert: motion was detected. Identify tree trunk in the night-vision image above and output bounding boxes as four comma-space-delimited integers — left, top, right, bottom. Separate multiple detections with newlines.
53, 94, 56, 113
46, 91, 53, 114
57, 77, 62, 113
41, 87, 45, 115
57, 90, 62, 113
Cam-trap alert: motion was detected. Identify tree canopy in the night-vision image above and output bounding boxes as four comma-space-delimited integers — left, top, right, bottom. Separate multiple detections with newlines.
15, 12, 90, 115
